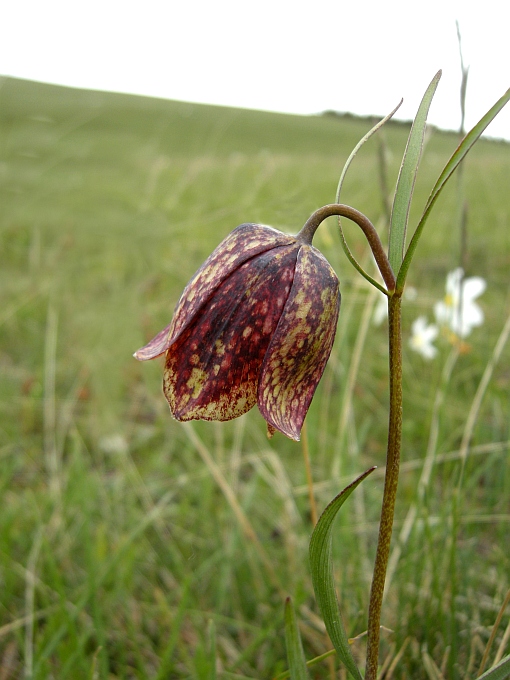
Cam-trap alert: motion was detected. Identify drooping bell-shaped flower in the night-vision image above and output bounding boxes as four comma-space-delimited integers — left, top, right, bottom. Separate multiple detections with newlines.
134, 222, 340, 441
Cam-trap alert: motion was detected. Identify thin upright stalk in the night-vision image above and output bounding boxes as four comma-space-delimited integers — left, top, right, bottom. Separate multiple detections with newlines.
365, 292, 403, 680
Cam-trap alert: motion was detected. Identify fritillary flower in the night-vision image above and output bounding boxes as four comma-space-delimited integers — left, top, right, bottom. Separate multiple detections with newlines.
135, 223, 340, 440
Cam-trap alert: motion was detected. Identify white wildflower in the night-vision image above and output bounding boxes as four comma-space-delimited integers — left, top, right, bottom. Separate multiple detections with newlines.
409, 316, 439, 359
434, 268, 486, 338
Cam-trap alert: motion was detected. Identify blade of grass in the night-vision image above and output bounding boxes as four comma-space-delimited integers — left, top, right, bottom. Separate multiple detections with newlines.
388, 70, 441, 274
155, 577, 192, 680
384, 346, 459, 598
284, 598, 310, 680
309, 467, 376, 680
457, 310, 510, 489
478, 590, 510, 678
274, 649, 337, 680
182, 422, 283, 595
301, 421, 318, 526
44, 304, 60, 499
477, 655, 510, 680
332, 284, 378, 479
24, 528, 43, 680
207, 619, 217, 680
494, 618, 510, 666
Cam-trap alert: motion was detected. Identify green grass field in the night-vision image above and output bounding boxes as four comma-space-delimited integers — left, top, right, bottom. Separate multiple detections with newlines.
1, 76, 509, 679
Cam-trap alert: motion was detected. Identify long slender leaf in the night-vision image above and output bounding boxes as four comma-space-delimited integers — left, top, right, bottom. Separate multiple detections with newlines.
397, 86, 510, 289
284, 597, 310, 680
388, 71, 442, 274
335, 101, 402, 294
309, 467, 376, 680
336, 100, 403, 202
477, 654, 510, 680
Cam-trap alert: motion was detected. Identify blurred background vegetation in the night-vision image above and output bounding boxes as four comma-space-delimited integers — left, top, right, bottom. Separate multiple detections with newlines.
1, 76, 509, 679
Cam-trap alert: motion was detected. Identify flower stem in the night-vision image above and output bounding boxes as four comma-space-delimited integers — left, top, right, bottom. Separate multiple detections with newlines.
297, 204, 396, 292
365, 292, 403, 680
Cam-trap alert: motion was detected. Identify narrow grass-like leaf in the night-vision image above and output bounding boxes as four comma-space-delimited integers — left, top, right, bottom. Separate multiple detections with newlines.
284, 597, 310, 680
207, 619, 217, 680
274, 650, 337, 680
155, 577, 192, 680
477, 654, 510, 680
336, 100, 403, 201
309, 467, 376, 680
388, 71, 442, 274
397, 86, 510, 289
335, 101, 402, 293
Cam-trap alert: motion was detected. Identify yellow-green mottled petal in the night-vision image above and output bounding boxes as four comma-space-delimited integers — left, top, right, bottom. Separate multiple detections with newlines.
258, 245, 340, 440
167, 223, 296, 345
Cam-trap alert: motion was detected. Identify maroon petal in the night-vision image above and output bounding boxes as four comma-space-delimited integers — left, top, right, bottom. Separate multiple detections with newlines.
133, 322, 173, 361
166, 224, 296, 346
258, 245, 340, 440
134, 223, 295, 362
163, 244, 299, 422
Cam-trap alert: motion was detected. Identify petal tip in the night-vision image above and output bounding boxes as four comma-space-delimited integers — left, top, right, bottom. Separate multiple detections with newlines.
134, 322, 174, 361
133, 346, 162, 361
263, 413, 301, 441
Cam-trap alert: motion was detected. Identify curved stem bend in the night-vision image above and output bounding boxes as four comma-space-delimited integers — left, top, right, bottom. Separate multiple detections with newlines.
297, 204, 396, 292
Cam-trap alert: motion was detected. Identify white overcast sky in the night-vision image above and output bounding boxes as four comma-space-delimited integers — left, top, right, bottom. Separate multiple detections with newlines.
1, 0, 509, 140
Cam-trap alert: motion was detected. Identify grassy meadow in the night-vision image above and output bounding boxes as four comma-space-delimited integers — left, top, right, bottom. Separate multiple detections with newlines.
1, 76, 509, 679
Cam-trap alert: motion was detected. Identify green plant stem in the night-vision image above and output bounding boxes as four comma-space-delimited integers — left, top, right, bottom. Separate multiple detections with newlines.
365, 292, 403, 680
